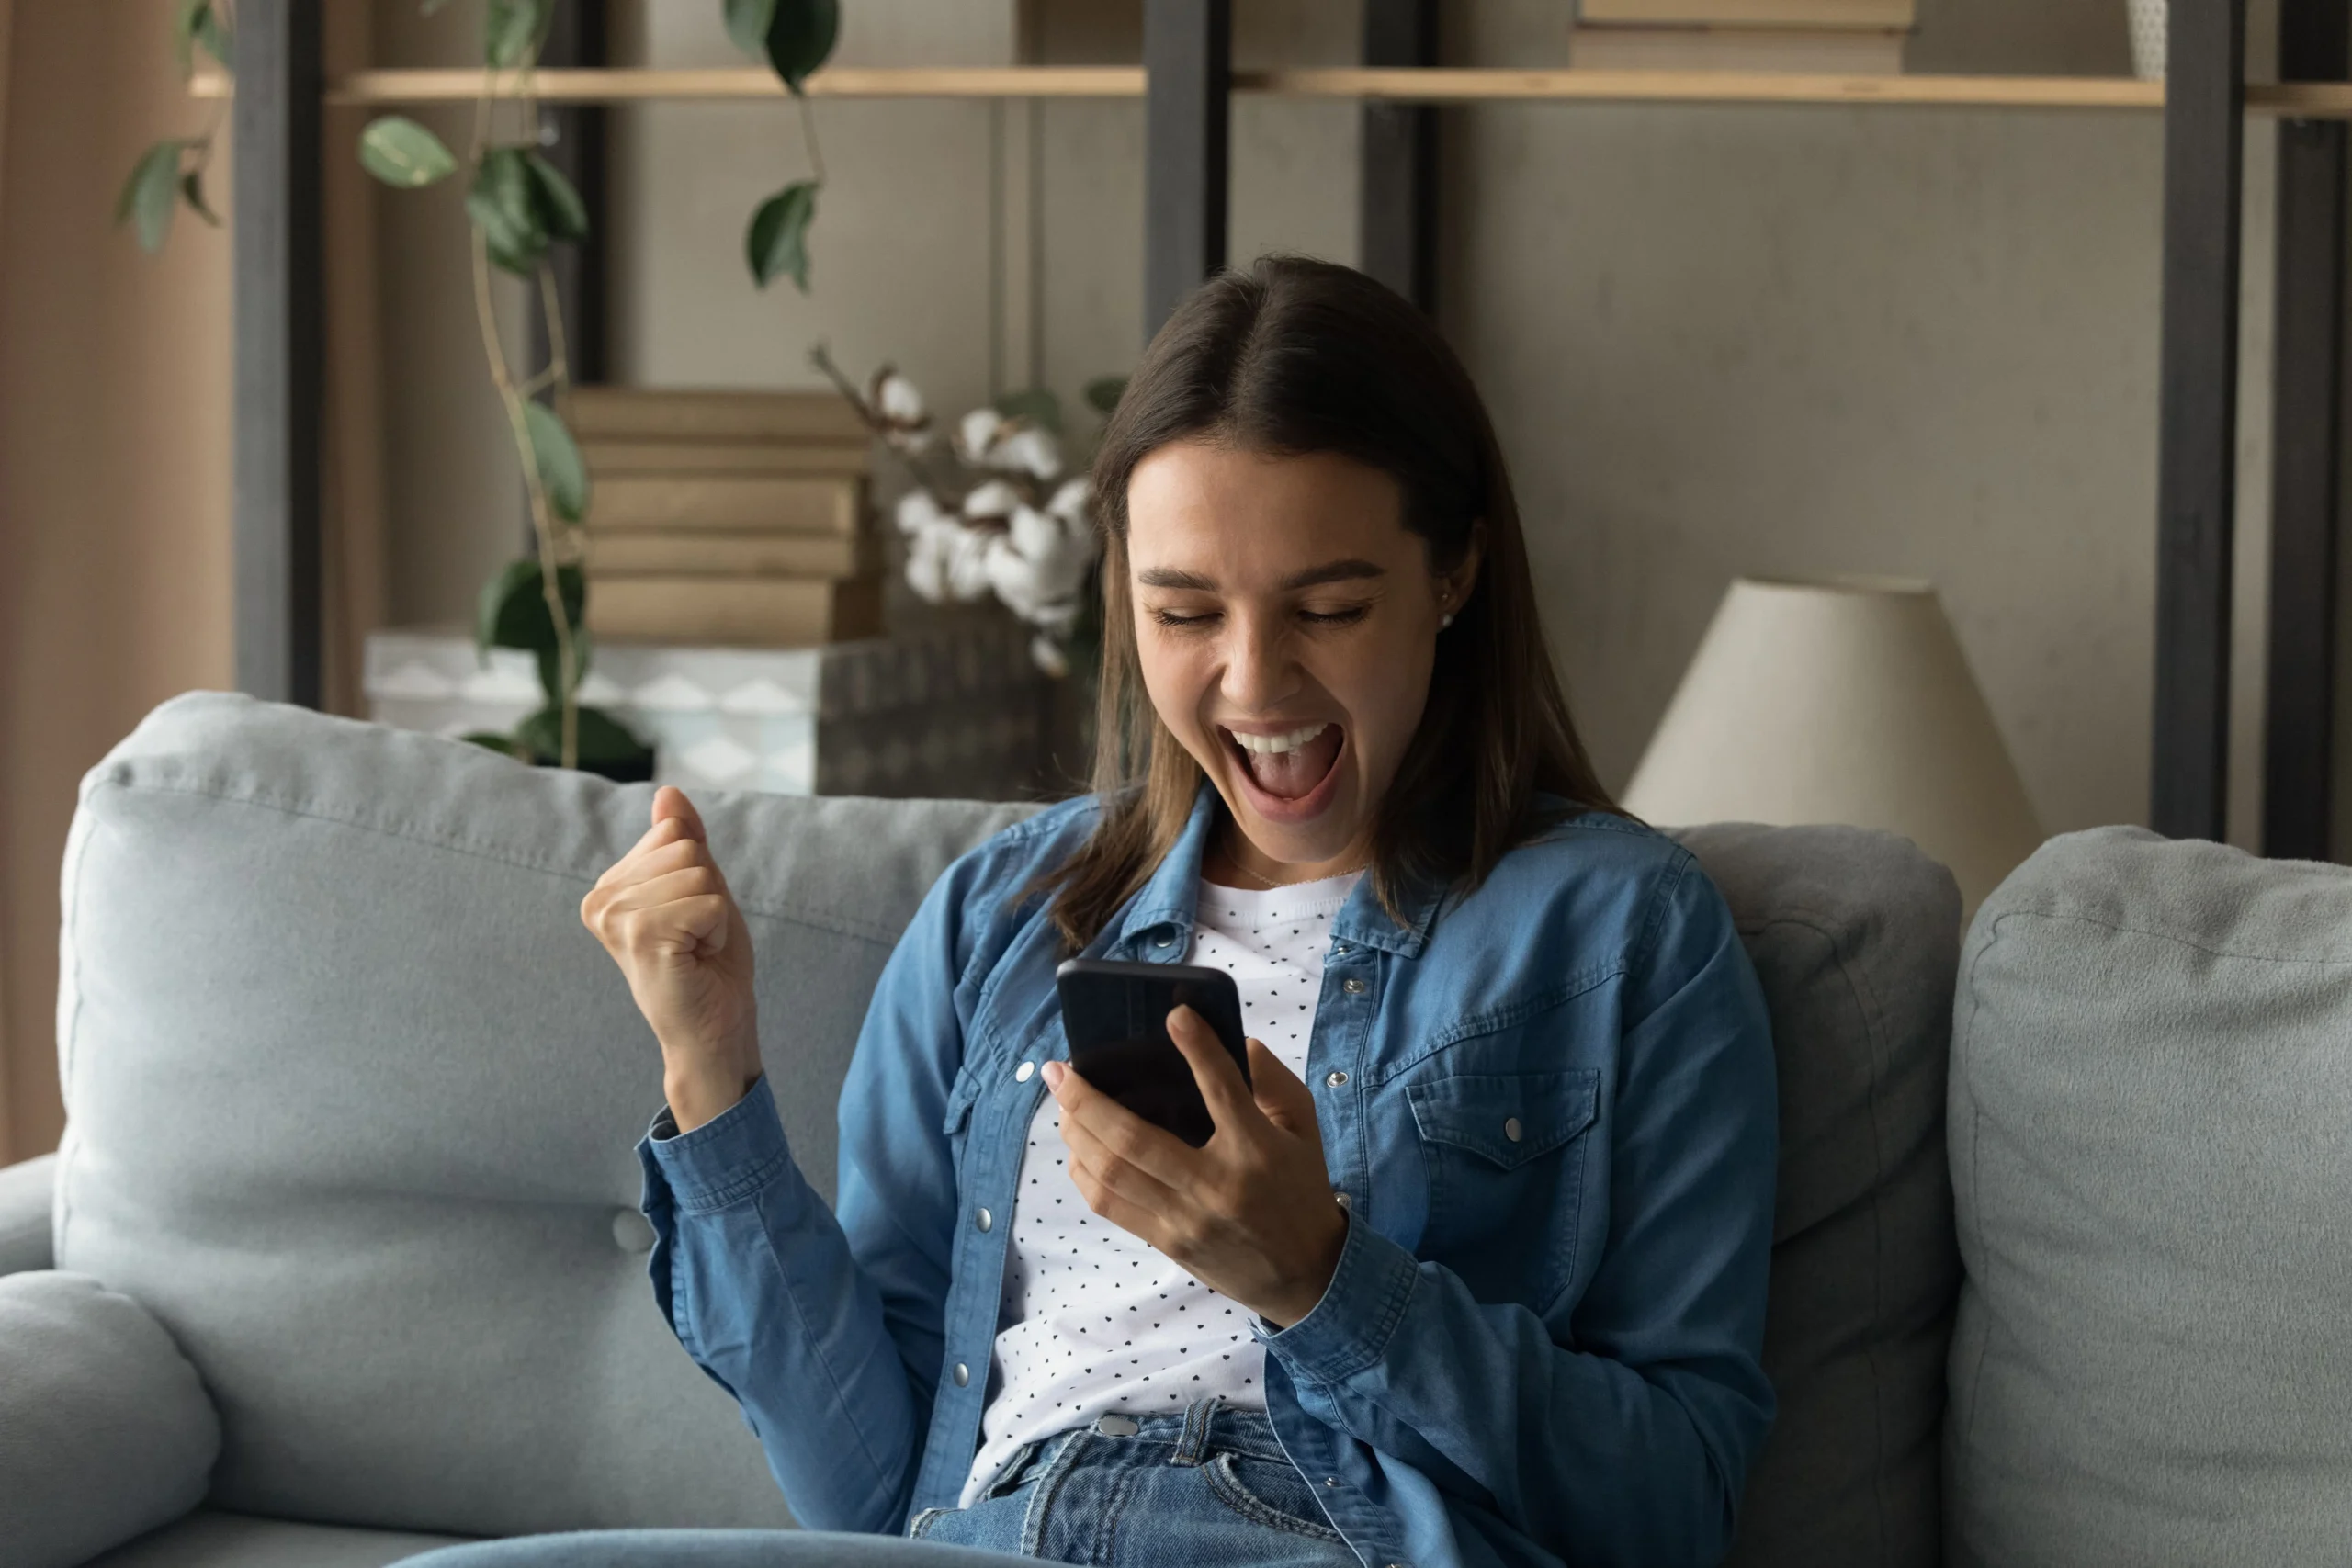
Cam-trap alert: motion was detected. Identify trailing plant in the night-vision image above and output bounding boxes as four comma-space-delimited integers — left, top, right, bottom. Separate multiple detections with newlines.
126, 0, 842, 780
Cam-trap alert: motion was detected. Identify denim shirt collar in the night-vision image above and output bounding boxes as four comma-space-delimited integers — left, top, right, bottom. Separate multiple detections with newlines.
1106, 781, 1445, 962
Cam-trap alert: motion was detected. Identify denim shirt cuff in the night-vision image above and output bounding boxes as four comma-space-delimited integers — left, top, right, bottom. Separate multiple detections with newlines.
1252, 1207, 1420, 1385
637, 1073, 793, 1214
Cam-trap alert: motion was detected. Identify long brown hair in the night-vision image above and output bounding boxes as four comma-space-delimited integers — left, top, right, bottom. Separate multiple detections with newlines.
1041, 254, 1621, 949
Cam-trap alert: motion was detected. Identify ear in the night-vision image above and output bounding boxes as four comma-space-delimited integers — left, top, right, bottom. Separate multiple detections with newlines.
1438, 521, 1487, 615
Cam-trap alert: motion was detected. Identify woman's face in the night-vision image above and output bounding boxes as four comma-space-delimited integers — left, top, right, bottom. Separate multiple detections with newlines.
1125, 439, 1478, 878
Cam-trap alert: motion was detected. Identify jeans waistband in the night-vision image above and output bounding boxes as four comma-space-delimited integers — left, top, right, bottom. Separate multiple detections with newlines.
1076, 1397, 1279, 1465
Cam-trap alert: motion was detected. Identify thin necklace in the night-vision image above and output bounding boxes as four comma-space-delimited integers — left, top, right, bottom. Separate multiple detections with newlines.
1216, 834, 1365, 891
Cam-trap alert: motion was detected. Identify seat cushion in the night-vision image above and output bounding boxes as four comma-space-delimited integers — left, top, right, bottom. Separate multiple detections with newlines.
56, 694, 1035, 1538
1946, 828, 2352, 1564
1679, 825, 1963, 1568
85, 1511, 467, 1568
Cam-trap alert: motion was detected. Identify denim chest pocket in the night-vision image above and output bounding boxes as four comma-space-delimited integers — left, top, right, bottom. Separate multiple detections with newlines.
1406, 1069, 1601, 1310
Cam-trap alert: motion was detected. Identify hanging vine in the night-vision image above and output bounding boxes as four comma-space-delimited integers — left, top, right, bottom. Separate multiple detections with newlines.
126, 0, 842, 778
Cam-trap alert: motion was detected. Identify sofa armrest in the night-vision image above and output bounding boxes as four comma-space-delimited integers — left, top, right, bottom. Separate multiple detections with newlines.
0, 1153, 57, 1275
1, 1271, 220, 1568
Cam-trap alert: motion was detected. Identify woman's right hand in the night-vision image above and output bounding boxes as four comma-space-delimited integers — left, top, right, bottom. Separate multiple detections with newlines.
582, 785, 762, 1132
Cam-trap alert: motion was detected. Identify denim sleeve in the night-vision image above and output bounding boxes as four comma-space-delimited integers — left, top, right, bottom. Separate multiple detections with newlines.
637, 857, 980, 1536
1260, 857, 1779, 1567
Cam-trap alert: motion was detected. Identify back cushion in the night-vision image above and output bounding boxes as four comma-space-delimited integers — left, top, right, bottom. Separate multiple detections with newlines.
1683, 825, 1962, 1568
1946, 828, 2352, 1564
55, 693, 1035, 1536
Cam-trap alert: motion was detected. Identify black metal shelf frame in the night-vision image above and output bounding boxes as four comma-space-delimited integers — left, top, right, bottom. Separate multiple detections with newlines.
232, 0, 2352, 857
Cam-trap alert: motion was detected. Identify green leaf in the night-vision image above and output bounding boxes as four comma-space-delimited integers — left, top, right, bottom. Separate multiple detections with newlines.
994, 388, 1063, 435
763, 0, 840, 92
516, 704, 651, 767
1083, 374, 1127, 415
484, 0, 552, 69
357, 116, 458, 189
173, 0, 231, 75
179, 171, 221, 227
746, 180, 819, 291
117, 141, 186, 254
475, 556, 586, 656
523, 401, 592, 523
468, 148, 547, 276
195, 4, 234, 72
723, 0, 777, 60
524, 152, 589, 243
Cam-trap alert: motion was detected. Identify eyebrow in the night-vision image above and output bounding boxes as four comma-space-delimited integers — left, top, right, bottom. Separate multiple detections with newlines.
1135, 558, 1387, 592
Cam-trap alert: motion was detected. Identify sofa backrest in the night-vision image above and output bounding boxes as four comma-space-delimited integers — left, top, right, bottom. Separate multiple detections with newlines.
1946, 828, 2352, 1565
56, 694, 1034, 1536
55, 693, 1962, 1560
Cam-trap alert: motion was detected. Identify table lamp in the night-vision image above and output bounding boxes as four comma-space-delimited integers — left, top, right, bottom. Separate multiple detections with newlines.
1622, 575, 2044, 917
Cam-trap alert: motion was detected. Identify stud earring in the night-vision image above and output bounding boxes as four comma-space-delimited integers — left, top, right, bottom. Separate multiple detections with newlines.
1439, 610, 1455, 630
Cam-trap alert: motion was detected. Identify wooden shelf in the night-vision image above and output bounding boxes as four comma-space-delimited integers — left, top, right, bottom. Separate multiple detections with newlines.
184, 64, 2352, 117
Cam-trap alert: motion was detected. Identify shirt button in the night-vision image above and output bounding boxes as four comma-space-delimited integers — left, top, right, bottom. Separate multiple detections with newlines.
1504, 1117, 1524, 1143
953, 1362, 971, 1388
1324, 1070, 1349, 1088
976, 1207, 993, 1233
1332, 942, 1349, 955
1323, 1476, 1340, 1487
1334, 1190, 1352, 1211
1098, 1414, 1139, 1437
1015, 1060, 1035, 1083
1154, 933, 1176, 948
1342, 977, 1367, 995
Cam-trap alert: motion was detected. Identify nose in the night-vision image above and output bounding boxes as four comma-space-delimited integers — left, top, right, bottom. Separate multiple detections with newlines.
1219, 607, 1296, 715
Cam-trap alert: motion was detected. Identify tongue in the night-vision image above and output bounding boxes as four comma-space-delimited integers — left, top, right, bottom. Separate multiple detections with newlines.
1244, 725, 1342, 800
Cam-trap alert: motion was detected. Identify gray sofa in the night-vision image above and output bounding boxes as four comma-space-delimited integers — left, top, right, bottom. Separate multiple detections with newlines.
2, 693, 2346, 1567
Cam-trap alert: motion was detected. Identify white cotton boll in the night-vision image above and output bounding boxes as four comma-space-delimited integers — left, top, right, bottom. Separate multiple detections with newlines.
1025, 534, 1090, 602
946, 527, 996, 603
1008, 503, 1061, 562
1046, 477, 1090, 525
904, 525, 952, 604
895, 489, 949, 536
995, 426, 1062, 482
962, 479, 1023, 521
957, 407, 1005, 461
1029, 634, 1070, 679
877, 372, 926, 424
985, 536, 1047, 618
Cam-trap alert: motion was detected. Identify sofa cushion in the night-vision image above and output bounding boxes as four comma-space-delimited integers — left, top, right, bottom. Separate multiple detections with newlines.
85, 1511, 467, 1568
56, 694, 1035, 1538
1679, 826, 1963, 1568
0, 1270, 220, 1568
1946, 827, 2352, 1564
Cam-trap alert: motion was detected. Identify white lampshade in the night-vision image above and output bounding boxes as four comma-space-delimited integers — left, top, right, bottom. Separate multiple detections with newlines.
1623, 576, 2042, 917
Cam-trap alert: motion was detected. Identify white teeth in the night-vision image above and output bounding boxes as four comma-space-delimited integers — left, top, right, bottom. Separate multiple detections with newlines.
1227, 722, 1330, 756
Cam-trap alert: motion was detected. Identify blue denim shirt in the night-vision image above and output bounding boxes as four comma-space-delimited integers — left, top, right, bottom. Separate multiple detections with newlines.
638, 786, 1778, 1568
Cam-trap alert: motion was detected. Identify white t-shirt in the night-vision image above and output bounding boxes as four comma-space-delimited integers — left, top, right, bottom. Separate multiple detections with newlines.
960, 869, 1362, 1505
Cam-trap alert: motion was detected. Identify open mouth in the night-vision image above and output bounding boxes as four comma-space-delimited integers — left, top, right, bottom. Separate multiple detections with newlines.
1220, 721, 1345, 818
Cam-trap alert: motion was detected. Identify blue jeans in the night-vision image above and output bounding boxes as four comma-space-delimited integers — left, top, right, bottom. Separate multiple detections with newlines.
911, 1402, 1358, 1567
397, 1403, 1356, 1568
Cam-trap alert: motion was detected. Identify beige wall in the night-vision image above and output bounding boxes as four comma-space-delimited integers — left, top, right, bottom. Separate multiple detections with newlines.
0, 1, 233, 1159
368, 1, 2304, 851
1445, 0, 2282, 849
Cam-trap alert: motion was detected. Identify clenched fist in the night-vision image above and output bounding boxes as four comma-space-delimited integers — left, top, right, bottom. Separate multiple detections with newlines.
582, 786, 761, 1132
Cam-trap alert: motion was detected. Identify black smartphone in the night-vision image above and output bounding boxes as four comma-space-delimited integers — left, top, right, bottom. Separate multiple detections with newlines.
1053, 958, 1250, 1148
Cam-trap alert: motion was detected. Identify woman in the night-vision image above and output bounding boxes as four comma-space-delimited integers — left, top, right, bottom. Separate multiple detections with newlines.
458, 254, 1778, 1568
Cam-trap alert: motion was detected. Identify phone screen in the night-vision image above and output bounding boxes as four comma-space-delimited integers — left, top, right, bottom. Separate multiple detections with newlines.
1053, 958, 1249, 1147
